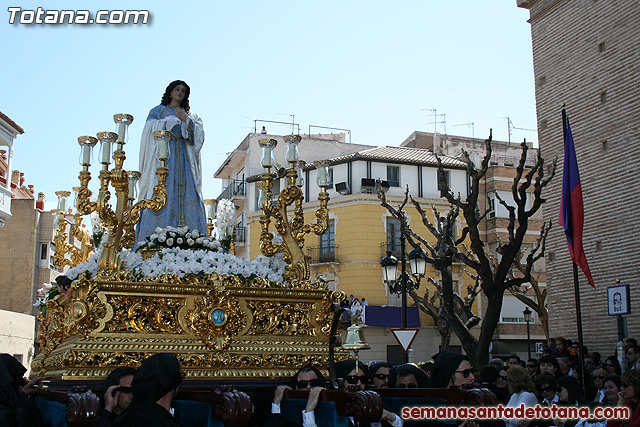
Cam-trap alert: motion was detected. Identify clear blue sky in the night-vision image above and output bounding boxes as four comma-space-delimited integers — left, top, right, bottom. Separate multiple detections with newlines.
2, 1, 536, 208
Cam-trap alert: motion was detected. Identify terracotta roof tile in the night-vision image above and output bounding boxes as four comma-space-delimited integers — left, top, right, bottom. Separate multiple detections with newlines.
329, 146, 467, 168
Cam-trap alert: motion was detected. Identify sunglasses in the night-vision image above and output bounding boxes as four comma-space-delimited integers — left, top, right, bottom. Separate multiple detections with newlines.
594, 375, 606, 380
499, 375, 508, 381
374, 374, 389, 380
539, 385, 560, 393
112, 386, 133, 396
455, 369, 473, 378
396, 383, 418, 388
605, 363, 614, 367
296, 379, 321, 389
345, 375, 367, 385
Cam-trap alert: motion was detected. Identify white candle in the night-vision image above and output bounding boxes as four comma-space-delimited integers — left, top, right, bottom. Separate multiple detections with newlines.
261, 147, 272, 168
207, 202, 215, 219
82, 145, 91, 165
58, 197, 66, 213
317, 167, 327, 186
101, 141, 111, 164
128, 178, 135, 199
117, 123, 126, 143
286, 142, 298, 163
158, 139, 168, 160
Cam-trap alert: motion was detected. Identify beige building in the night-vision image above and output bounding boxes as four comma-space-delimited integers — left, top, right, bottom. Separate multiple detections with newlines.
518, 0, 640, 351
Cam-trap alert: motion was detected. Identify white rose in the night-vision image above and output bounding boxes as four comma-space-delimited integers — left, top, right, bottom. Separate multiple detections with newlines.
187, 238, 194, 246
192, 230, 200, 238
155, 227, 162, 233
166, 238, 174, 246
158, 235, 166, 243
176, 237, 184, 245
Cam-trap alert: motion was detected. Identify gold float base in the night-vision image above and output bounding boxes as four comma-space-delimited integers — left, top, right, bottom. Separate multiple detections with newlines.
32, 272, 347, 380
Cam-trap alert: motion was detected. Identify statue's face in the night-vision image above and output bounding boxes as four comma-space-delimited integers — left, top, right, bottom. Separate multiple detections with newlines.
171, 84, 187, 103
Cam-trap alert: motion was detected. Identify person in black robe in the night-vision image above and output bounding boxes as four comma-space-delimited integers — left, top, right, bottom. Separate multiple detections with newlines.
113, 353, 183, 427
0, 353, 44, 427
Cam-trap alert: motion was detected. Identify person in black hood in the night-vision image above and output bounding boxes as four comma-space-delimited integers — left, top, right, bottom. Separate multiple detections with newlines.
369, 362, 393, 389
389, 363, 428, 388
97, 366, 136, 427
0, 354, 44, 427
428, 351, 475, 388
113, 353, 183, 427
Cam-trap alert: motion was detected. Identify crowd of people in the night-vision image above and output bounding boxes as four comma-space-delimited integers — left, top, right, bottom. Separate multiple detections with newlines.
1, 336, 639, 426
341, 294, 369, 325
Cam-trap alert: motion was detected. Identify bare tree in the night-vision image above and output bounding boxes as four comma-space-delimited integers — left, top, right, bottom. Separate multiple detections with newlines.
380, 132, 555, 367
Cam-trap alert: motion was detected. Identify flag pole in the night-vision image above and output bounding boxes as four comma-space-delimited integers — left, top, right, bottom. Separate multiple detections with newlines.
562, 105, 587, 396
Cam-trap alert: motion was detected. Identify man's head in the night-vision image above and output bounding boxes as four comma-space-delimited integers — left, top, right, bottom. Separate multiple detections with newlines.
291, 365, 325, 390
627, 346, 640, 367
526, 358, 539, 376
369, 362, 392, 389
100, 366, 136, 415
508, 354, 521, 368
336, 360, 368, 392
584, 356, 596, 373
592, 366, 608, 390
539, 355, 559, 377
557, 357, 571, 375
391, 364, 428, 388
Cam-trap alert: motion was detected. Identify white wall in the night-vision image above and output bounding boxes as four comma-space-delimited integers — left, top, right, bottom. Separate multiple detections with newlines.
0, 309, 35, 375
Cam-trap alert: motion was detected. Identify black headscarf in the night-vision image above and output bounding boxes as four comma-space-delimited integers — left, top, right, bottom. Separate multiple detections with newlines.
0, 354, 26, 392
428, 351, 467, 388
390, 363, 428, 388
368, 362, 393, 383
114, 353, 182, 426
336, 360, 368, 380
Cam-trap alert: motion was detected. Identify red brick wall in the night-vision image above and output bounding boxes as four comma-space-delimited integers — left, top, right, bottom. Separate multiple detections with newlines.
520, 0, 640, 353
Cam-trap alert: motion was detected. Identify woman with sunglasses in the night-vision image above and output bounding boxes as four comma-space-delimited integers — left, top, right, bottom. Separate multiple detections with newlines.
609, 369, 640, 427
605, 355, 623, 376
428, 351, 475, 389
503, 366, 538, 427
494, 368, 512, 405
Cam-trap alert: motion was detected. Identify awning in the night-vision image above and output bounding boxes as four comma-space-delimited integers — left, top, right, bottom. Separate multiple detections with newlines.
363, 305, 421, 328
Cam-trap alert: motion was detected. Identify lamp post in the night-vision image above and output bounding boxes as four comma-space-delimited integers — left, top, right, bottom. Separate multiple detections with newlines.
380, 234, 426, 363
523, 307, 532, 360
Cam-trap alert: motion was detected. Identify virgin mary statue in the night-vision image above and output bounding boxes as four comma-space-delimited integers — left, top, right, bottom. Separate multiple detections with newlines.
135, 80, 207, 247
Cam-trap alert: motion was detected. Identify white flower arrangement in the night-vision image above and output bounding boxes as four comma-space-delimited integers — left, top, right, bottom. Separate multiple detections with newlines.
33, 282, 55, 307
216, 199, 236, 241
64, 247, 287, 285
138, 226, 220, 252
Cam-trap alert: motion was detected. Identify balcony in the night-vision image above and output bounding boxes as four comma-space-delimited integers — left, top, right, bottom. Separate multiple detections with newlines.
307, 245, 339, 263
218, 179, 246, 201
380, 242, 402, 260
0, 184, 12, 228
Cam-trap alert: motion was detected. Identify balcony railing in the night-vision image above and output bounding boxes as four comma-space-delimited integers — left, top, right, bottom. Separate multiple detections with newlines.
218, 179, 246, 200
380, 242, 402, 259
234, 226, 246, 243
307, 244, 339, 263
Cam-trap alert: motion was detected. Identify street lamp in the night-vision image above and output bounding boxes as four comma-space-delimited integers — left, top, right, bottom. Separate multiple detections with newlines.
523, 307, 532, 360
380, 235, 426, 363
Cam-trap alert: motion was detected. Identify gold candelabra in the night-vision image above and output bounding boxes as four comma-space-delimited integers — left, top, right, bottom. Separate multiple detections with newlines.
258, 135, 331, 286
52, 191, 85, 268
75, 114, 170, 271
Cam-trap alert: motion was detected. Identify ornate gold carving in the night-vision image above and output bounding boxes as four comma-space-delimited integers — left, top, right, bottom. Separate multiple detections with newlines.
186, 288, 247, 351
247, 301, 315, 336
101, 296, 183, 334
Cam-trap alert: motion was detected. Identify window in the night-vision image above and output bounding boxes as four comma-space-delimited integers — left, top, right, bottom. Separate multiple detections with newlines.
320, 220, 335, 253
386, 217, 401, 256
40, 243, 47, 260
487, 196, 496, 219
49, 242, 56, 269
437, 170, 450, 191
387, 165, 400, 187
327, 168, 334, 189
